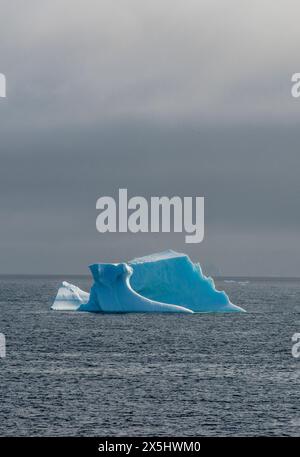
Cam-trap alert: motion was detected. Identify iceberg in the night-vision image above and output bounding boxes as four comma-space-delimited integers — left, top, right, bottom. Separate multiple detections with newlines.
51, 281, 90, 311
79, 263, 193, 313
51, 250, 245, 313
129, 251, 244, 312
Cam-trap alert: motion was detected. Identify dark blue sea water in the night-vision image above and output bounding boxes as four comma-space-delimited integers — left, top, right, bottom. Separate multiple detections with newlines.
0, 276, 299, 436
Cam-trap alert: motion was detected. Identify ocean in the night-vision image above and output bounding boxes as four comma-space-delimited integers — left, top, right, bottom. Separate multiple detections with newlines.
0, 276, 299, 436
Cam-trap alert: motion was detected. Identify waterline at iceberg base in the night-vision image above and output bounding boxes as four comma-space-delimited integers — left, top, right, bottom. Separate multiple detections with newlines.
52, 250, 245, 313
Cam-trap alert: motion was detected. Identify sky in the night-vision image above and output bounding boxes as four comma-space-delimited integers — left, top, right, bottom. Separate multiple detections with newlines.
0, 0, 300, 275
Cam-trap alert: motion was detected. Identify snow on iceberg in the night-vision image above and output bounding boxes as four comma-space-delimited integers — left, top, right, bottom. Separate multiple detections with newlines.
51, 250, 245, 313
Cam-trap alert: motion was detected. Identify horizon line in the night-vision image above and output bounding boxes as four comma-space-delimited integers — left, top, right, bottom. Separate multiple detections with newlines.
0, 274, 299, 280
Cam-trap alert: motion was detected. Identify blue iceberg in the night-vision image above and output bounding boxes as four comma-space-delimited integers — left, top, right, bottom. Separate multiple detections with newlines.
51, 250, 245, 313
79, 262, 193, 313
129, 251, 244, 312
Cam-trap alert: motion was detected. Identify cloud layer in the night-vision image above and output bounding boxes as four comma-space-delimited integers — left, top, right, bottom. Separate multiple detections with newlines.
0, 1, 300, 275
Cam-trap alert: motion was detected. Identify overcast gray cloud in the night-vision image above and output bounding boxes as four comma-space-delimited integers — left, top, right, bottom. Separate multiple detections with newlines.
1, 0, 300, 128
0, 1, 300, 275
